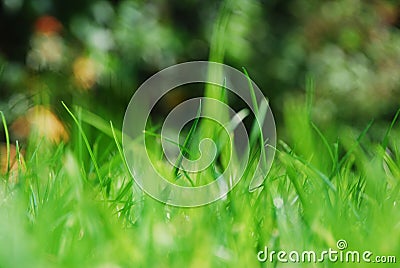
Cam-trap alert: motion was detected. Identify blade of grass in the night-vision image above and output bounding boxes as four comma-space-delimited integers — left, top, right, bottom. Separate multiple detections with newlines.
80, 108, 123, 142
242, 68, 258, 114
0, 111, 10, 174
382, 108, 400, 149
279, 140, 336, 192
62, 102, 104, 193
311, 122, 335, 169
203, 0, 232, 155
337, 120, 374, 170
243, 69, 270, 190
180, 169, 195, 187
305, 75, 315, 118
243, 68, 268, 167
173, 99, 202, 178
143, 130, 193, 158
14, 140, 25, 183
110, 121, 131, 177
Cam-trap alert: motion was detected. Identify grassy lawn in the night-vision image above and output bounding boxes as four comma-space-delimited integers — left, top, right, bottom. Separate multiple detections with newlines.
1, 1, 400, 267
1, 90, 399, 267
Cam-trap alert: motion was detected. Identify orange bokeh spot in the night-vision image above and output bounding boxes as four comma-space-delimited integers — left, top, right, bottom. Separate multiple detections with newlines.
35, 15, 63, 35
11, 106, 69, 144
73, 57, 98, 89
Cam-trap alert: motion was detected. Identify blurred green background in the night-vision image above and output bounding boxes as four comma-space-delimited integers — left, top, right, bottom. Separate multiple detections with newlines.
1, 0, 399, 135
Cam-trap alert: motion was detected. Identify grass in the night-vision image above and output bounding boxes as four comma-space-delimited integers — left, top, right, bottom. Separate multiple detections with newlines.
1, 1, 399, 267
1, 91, 400, 267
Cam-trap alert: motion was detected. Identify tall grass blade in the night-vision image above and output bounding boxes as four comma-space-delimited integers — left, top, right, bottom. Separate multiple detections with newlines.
0, 111, 10, 174
173, 100, 202, 178
62, 102, 104, 193
382, 108, 400, 149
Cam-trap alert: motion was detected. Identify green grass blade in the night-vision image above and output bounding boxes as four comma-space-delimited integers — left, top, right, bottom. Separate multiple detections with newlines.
242, 67, 259, 114
80, 108, 123, 142
0, 111, 10, 174
110, 121, 130, 176
243, 68, 270, 189
143, 130, 193, 158
180, 169, 195, 187
173, 100, 202, 177
62, 102, 104, 192
243, 68, 267, 164
382, 108, 400, 149
311, 122, 335, 167
337, 119, 374, 170
305, 75, 315, 118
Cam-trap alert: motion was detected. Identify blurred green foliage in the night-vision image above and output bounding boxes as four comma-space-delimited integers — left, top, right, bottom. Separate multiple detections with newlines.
0, 0, 399, 130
